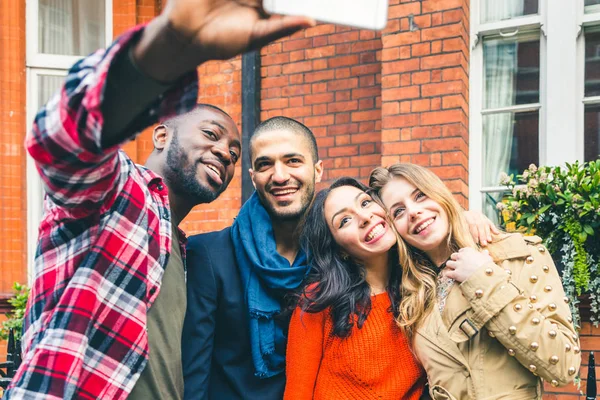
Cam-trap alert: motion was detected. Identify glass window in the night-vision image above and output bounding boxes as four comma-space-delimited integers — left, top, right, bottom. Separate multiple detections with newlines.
38, 0, 106, 56
482, 111, 539, 186
481, 0, 538, 23
584, 104, 600, 161
585, 31, 600, 161
484, 39, 540, 108
586, 0, 600, 14
38, 75, 64, 106
481, 36, 540, 223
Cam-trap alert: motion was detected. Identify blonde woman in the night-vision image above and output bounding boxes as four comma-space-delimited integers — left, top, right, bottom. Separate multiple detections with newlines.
369, 163, 581, 400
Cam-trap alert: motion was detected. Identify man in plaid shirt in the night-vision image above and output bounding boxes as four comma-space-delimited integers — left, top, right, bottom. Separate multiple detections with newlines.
4, 1, 314, 399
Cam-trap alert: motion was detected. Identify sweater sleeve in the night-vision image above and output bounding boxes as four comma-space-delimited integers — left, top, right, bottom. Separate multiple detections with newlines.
284, 307, 327, 400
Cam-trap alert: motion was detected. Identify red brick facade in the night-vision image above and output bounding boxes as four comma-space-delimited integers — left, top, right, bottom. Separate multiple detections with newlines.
0, 0, 597, 397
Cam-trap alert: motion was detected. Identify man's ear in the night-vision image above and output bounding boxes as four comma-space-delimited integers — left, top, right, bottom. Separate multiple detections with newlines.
314, 160, 324, 183
153, 125, 169, 151
249, 169, 257, 189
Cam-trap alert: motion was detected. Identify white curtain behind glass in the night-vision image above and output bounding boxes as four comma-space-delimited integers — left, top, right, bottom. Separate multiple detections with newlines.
39, 0, 105, 56
482, 0, 525, 22
483, 41, 517, 188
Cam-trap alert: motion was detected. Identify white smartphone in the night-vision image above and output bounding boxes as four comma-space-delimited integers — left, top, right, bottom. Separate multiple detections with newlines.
263, 0, 389, 31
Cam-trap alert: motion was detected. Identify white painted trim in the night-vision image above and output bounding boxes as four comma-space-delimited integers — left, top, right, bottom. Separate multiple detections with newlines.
469, 0, 484, 212
481, 103, 541, 115
544, 0, 579, 166
583, 95, 600, 104
106, 0, 113, 43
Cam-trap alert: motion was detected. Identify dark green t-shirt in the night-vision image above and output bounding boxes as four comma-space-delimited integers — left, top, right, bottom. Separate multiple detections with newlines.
128, 222, 186, 399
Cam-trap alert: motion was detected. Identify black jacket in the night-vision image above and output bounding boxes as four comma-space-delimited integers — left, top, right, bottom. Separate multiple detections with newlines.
182, 227, 286, 400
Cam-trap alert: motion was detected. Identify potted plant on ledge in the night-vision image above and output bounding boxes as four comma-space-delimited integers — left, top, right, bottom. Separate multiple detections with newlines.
498, 160, 600, 328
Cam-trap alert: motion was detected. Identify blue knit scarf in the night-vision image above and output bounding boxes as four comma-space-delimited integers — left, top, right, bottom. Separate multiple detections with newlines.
231, 193, 309, 378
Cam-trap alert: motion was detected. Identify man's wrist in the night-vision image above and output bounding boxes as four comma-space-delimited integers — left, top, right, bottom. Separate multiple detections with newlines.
132, 15, 204, 84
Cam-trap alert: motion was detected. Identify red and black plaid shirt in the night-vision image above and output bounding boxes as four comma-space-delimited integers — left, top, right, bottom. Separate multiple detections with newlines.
5, 26, 198, 399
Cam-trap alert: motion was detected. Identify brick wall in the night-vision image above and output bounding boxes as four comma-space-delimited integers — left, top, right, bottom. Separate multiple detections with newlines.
0, 0, 27, 298
0, 0, 26, 363
381, 0, 470, 208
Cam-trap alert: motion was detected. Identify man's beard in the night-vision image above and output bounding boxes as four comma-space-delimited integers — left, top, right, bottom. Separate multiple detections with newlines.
164, 135, 221, 205
258, 180, 315, 223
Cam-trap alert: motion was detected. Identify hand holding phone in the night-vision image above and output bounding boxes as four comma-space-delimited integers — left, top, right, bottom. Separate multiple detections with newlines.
134, 0, 315, 83
263, 0, 389, 30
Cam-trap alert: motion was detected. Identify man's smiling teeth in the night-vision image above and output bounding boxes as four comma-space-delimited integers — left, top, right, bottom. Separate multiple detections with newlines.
272, 189, 297, 196
206, 164, 221, 177
415, 218, 434, 233
366, 223, 385, 242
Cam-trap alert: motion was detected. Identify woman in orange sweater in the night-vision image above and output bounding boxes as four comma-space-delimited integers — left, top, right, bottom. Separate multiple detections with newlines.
284, 177, 426, 400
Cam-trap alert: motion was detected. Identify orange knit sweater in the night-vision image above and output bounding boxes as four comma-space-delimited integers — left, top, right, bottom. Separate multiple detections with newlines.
284, 292, 425, 400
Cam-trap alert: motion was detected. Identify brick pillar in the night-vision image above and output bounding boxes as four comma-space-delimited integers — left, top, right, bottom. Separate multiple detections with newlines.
380, 0, 470, 207
0, 0, 26, 362
0, 0, 27, 295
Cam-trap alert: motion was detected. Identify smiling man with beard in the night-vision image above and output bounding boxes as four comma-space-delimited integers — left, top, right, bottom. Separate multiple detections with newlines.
182, 116, 322, 400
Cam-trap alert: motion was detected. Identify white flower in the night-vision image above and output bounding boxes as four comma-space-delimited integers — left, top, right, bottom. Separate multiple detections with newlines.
522, 170, 530, 180
496, 202, 507, 211
529, 164, 538, 173
528, 178, 539, 189
499, 172, 511, 186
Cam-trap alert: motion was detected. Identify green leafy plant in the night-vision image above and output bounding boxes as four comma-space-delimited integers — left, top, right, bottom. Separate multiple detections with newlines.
0, 282, 30, 341
498, 160, 600, 327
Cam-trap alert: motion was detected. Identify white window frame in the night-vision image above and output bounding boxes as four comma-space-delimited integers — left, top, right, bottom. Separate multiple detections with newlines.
469, 0, 583, 218
26, 0, 112, 279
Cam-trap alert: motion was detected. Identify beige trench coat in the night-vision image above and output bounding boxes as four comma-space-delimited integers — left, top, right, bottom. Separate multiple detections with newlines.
414, 234, 581, 400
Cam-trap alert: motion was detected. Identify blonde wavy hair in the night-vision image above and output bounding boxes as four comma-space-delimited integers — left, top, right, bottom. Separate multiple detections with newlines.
369, 163, 478, 339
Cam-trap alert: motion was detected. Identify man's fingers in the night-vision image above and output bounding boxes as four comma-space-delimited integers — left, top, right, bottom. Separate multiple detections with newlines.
250, 15, 315, 50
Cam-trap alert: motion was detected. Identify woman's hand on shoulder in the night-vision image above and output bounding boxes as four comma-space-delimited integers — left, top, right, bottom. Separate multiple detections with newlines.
444, 247, 493, 283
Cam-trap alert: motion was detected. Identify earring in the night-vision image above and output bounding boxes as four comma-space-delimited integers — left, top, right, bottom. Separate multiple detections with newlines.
340, 253, 349, 261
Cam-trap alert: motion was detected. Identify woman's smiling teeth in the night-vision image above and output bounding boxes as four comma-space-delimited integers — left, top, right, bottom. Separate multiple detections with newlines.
414, 217, 435, 234
365, 223, 385, 242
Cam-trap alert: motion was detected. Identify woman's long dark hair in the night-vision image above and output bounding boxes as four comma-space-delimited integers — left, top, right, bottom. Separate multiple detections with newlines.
297, 177, 401, 338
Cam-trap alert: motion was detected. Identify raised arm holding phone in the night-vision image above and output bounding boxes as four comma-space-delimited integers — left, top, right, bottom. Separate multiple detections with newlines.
4, 2, 312, 400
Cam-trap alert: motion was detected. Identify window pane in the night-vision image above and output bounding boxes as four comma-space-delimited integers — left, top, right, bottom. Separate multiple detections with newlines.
482, 110, 539, 187
585, 31, 600, 97
585, 104, 600, 161
39, 0, 106, 56
484, 38, 540, 109
38, 75, 64, 107
481, 0, 538, 23
585, 0, 600, 14
482, 191, 506, 226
